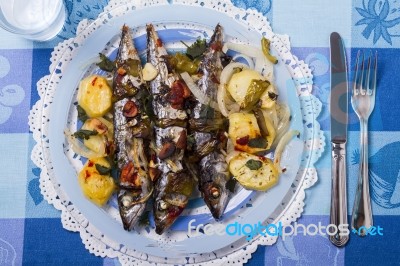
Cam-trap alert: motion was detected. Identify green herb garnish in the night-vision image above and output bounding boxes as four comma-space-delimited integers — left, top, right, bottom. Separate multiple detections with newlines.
96, 53, 115, 72
245, 159, 263, 170
199, 104, 215, 120
183, 39, 207, 60
73, 129, 98, 140
95, 164, 111, 175
247, 137, 268, 149
77, 105, 88, 122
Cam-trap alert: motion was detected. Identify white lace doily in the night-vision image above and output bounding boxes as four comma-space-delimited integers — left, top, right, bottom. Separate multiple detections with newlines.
29, 0, 325, 265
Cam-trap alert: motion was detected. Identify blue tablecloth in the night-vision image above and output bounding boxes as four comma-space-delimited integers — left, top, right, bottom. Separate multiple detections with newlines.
1, 0, 399, 265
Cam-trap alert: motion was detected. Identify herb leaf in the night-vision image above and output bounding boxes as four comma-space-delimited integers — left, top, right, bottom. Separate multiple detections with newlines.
185, 39, 207, 60
73, 129, 98, 140
247, 137, 268, 149
96, 53, 115, 72
95, 164, 111, 175
77, 105, 88, 122
245, 159, 263, 170
199, 104, 215, 120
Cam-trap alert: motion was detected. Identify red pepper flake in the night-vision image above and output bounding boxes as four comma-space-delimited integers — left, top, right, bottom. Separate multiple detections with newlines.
88, 160, 94, 167
117, 67, 126, 75
282, 168, 287, 173
156, 38, 163, 47
236, 135, 249, 145
85, 170, 91, 180
91, 77, 98, 86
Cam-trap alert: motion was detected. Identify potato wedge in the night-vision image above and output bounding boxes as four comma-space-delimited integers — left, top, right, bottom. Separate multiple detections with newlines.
77, 75, 112, 117
227, 69, 266, 106
80, 118, 113, 156
78, 157, 115, 206
259, 84, 278, 109
229, 152, 278, 191
228, 112, 272, 154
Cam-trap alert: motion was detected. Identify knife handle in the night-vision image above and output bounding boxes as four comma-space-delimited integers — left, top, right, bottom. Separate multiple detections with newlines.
329, 142, 349, 247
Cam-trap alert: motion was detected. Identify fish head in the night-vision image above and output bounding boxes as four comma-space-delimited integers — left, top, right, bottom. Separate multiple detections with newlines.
118, 171, 153, 231
201, 177, 230, 219
154, 172, 194, 234
154, 198, 185, 235
118, 189, 146, 231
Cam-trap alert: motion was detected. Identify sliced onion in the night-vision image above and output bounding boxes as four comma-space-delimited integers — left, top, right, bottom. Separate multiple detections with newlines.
165, 193, 188, 208
64, 128, 105, 159
226, 150, 240, 164
218, 62, 248, 117
255, 55, 274, 80
181, 72, 219, 111
274, 104, 291, 141
222, 42, 262, 58
132, 187, 154, 205
136, 139, 148, 171
223, 42, 274, 79
273, 130, 300, 172
232, 54, 255, 69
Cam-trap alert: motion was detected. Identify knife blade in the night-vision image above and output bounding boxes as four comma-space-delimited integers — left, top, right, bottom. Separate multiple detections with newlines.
329, 32, 349, 247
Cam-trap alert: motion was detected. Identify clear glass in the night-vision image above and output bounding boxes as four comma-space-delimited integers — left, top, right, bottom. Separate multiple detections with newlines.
0, 0, 65, 41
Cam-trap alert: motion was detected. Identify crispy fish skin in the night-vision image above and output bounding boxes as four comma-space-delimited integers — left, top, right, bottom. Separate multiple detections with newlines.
113, 25, 153, 231
147, 24, 194, 235
189, 24, 230, 219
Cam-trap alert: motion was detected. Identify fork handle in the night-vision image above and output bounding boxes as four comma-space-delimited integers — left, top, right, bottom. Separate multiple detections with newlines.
330, 142, 349, 247
351, 119, 373, 236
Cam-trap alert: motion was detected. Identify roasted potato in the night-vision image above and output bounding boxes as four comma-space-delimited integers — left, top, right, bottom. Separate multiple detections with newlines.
228, 112, 273, 154
229, 152, 278, 191
80, 118, 113, 156
77, 75, 113, 117
78, 157, 115, 206
227, 69, 268, 110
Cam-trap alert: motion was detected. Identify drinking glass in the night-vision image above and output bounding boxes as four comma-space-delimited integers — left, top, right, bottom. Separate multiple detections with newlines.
0, 0, 66, 41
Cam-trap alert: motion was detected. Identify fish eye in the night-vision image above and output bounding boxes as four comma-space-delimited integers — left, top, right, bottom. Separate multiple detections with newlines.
121, 195, 132, 207
210, 186, 220, 199
158, 200, 168, 211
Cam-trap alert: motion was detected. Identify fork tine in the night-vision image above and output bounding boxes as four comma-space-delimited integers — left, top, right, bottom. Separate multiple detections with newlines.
359, 51, 366, 95
365, 51, 372, 94
353, 50, 361, 96
369, 51, 377, 96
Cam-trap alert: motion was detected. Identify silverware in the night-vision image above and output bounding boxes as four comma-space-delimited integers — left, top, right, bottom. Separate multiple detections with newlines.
351, 50, 377, 236
329, 32, 349, 247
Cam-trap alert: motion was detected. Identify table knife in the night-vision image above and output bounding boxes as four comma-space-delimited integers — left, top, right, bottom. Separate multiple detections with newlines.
329, 32, 349, 247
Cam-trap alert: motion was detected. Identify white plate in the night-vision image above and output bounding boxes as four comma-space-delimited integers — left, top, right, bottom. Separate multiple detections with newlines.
30, 1, 324, 264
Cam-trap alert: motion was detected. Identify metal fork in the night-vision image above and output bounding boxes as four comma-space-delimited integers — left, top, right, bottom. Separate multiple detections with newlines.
351, 50, 377, 236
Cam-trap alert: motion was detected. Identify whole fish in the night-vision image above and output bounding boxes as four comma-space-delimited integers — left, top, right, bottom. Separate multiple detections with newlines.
188, 24, 231, 219
146, 24, 195, 235
113, 25, 153, 231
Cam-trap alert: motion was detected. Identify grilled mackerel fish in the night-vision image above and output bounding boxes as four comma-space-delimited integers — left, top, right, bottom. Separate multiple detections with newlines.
188, 24, 230, 219
147, 24, 195, 235
113, 25, 153, 231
